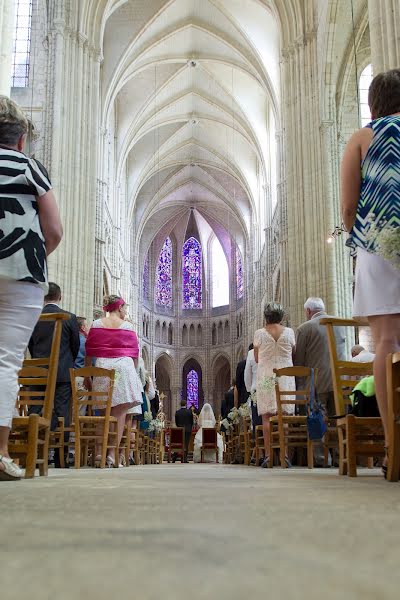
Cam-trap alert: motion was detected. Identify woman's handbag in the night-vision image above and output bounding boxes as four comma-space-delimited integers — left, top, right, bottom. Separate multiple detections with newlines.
307, 369, 327, 440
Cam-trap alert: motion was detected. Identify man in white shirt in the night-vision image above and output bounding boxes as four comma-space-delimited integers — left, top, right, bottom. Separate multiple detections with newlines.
350, 345, 375, 363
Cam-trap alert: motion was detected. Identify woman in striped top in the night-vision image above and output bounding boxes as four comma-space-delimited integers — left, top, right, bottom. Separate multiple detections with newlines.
0, 96, 62, 480
341, 69, 400, 476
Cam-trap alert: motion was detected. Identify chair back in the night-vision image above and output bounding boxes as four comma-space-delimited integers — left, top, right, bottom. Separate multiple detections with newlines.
202, 427, 217, 447
21, 312, 68, 421
17, 367, 48, 416
320, 318, 374, 415
169, 427, 184, 447
70, 367, 115, 420
273, 366, 318, 412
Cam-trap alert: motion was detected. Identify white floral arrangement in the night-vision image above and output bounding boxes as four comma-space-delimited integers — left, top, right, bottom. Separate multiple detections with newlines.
221, 418, 232, 431
250, 390, 257, 405
258, 374, 277, 394
144, 411, 153, 423
238, 403, 250, 419
227, 407, 240, 425
364, 213, 400, 269
148, 418, 164, 433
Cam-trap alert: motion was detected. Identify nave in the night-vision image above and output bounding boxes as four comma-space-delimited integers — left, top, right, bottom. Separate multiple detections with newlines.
2, 464, 400, 600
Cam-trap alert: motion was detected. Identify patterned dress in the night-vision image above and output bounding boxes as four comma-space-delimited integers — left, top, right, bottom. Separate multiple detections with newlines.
254, 327, 296, 416
91, 320, 143, 409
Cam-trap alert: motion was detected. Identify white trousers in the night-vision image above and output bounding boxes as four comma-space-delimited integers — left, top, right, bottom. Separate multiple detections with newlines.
0, 279, 44, 428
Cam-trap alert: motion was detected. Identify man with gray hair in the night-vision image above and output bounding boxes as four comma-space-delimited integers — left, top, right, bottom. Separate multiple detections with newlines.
295, 298, 346, 464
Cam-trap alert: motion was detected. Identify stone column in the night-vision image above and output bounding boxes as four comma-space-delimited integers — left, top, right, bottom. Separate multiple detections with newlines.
0, 0, 16, 95
368, 0, 400, 74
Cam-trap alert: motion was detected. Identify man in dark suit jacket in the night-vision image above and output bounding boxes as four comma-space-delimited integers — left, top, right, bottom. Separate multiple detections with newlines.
175, 399, 193, 462
236, 345, 252, 406
29, 282, 80, 467
220, 382, 235, 434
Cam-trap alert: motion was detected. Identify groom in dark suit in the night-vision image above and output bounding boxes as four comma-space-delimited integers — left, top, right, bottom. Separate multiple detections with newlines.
29, 282, 80, 467
175, 400, 193, 463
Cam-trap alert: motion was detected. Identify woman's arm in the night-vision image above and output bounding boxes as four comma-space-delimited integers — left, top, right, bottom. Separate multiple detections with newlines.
84, 355, 93, 390
340, 131, 363, 232
37, 190, 63, 255
254, 347, 259, 363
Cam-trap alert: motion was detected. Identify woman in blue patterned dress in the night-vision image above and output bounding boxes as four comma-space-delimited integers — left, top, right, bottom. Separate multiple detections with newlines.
341, 69, 400, 474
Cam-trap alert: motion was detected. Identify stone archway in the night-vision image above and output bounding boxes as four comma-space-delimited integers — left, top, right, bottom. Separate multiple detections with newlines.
182, 358, 204, 411
211, 355, 231, 416
155, 354, 172, 422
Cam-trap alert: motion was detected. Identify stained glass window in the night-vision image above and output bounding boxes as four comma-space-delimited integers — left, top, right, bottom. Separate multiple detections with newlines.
142, 256, 149, 301
187, 369, 199, 409
182, 237, 202, 309
236, 246, 243, 300
212, 237, 229, 307
155, 237, 172, 308
12, 0, 33, 88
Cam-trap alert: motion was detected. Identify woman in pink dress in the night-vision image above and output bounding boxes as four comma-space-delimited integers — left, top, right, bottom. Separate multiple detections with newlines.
85, 296, 143, 466
254, 303, 296, 468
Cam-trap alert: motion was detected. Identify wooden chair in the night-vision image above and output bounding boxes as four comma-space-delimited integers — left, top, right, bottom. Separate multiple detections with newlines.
321, 318, 385, 476
387, 352, 400, 482
254, 424, 265, 466
70, 367, 118, 468
269, 367, 317, 469
168, 427, 185, 462
242, 417, 253, 466
201, 428, 218, 463
10, 313, 68, 478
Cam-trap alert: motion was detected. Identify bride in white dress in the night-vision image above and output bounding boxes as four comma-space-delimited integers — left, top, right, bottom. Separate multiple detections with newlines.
193, 403, 224, 463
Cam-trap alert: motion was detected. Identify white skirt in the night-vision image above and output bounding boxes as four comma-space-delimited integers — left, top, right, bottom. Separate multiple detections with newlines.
353, 248, 400, 317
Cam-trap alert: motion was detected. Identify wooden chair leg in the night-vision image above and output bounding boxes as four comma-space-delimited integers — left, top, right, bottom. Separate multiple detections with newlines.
387, 355, 400, 482
74, 420, 81, 469
101, 420, 108, 468
39, 426, 50, 476
307, 439, 314, 469
338, 427, 347, 476
25, 414, 39, 479
347, 416, 357, 477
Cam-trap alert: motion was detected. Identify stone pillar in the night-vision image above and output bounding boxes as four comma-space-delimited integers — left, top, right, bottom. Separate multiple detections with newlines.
0, 0, 15, 95
368, 0, 400, 74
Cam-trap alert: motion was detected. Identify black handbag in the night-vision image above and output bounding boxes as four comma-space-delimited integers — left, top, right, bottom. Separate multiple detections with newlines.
307, 369, 327, 440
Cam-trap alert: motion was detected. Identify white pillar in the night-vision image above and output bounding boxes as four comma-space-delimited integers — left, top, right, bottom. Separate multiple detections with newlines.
0, 0, 16, 96
368, 0, 400, 74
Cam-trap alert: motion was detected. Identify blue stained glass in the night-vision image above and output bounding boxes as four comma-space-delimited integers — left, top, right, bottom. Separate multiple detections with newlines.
155, 238, 172, 308
187, 369, 199, 409
182, 237, 202, 309
236, 246, 243, 300
143, 256, 149, 300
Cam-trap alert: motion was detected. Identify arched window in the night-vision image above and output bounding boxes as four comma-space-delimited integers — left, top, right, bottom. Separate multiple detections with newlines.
211, 237, 229, 307
12, 0, 33, 88
142, 256, 149, 301
186, 369, 199, 409
155, 237, 172, 308
182, 237, 202, 309
359, 64, 373, 127
236, 246, 243, 300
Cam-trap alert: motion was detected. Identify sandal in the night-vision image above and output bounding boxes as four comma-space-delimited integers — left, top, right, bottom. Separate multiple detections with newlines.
94, 455, 102, 468
106, 455, 115, 468
261, 456, 270, 468
119, 454, 126, 467
0, 455, 23, 480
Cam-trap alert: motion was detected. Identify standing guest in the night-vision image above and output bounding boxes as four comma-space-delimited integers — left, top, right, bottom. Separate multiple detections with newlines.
175, 399, 193, 462
151, 389, 160, 420
85, 295, 143, 467
254, 303, 296, 468
220, 381, 235, 434
244, 343, 262, 434
341, 69, 400, 476
74, 317, 90, 369
294, 297, 346, 417
0, 96, 62, 480
350, 345, 375, 363
29, 283, 80, 468
235, 353, 249, 407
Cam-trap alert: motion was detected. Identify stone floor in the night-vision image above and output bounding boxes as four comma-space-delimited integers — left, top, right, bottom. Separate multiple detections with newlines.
1, 465, 400, 600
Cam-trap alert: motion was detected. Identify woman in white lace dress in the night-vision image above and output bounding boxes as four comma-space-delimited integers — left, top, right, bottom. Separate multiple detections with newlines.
85, 296, 143, 467
254, 303, 296, 468
193, 403, 224, 463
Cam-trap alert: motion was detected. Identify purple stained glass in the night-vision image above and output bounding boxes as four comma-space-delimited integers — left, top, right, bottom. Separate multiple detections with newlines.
143, 256, 149, 300
155, 237, 172, 308
236, 246, 243, 299
182, 237, 202, 309
187, 369, 199, 409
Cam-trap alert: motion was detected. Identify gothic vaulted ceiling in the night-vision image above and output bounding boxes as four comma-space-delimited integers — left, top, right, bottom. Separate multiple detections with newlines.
92, 0, 286, 257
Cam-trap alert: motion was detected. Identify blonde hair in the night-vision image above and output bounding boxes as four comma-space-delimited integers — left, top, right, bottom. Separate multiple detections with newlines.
0, 96, 28, 145
103, 294, 121, 306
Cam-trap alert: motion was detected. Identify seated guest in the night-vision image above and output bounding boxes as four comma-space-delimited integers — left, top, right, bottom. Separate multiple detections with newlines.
175, 399, 193, 462
350, 344, 375, 363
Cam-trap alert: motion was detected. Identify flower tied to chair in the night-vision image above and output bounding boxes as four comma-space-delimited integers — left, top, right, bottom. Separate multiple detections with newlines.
103, 298, 125, 313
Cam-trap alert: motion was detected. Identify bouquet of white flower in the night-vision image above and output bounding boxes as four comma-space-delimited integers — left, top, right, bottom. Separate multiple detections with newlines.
221, 418, 232, 431
148, 418, 163, 433
227, 407, 240, 425
364, 213, 400, 269
144, 411, 153, 423
238, 403, 250, 418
